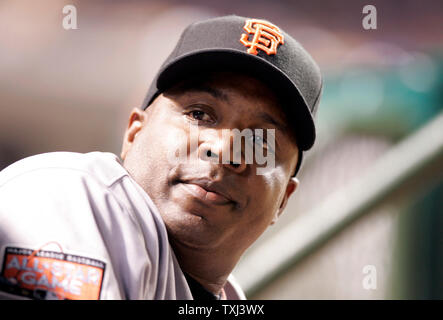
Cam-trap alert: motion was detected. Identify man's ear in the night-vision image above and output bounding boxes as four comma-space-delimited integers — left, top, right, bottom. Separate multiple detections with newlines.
120, 108, 146, 160
270, 177, 299, 225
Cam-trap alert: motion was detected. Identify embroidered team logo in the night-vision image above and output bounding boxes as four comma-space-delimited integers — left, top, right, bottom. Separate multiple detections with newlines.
240, 19, 284, 56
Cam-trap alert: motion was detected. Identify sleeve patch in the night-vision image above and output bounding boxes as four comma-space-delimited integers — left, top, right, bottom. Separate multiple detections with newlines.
1, 246, 105, 300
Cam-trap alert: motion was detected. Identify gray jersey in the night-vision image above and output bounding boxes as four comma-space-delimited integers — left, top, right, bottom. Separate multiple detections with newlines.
0, 152, 245, 300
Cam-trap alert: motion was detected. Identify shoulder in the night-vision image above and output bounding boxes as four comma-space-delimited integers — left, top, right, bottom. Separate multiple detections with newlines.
0, 151, 139, 230
0, 152, 170, 299
0, 151, 128, 189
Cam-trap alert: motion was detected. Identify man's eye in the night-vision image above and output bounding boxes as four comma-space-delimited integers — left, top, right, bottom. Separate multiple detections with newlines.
188, 110, 212, 122
251, 135, 267, 147
249, 133, 274, 154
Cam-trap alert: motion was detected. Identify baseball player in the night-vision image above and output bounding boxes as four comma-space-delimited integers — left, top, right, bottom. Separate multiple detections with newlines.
0, 15, 322, 300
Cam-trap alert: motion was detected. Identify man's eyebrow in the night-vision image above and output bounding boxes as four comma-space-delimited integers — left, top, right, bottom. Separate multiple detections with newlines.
256, 111, 288, 132
182, 84, 230, 102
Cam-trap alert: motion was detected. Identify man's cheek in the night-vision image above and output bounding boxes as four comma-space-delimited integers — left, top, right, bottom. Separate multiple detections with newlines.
164, 125, 198, 166
163, 131, 186, 166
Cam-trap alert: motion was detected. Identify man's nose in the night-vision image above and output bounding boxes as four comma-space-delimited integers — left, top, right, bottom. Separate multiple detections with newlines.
197, 129, 247, 174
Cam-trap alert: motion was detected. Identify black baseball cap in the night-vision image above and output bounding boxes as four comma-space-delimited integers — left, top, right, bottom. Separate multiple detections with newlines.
142, 15, 322, 173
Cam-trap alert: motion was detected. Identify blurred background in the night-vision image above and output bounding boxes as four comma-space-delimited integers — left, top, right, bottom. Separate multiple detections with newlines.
0, 0, 442, 299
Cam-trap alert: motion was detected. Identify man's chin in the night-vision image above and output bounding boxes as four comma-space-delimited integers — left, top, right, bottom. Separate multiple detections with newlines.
163, 214, 221, 251
154, 201, 218, 246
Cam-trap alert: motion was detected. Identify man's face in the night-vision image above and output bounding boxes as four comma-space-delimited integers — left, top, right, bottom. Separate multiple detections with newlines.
121, 72, 299, 258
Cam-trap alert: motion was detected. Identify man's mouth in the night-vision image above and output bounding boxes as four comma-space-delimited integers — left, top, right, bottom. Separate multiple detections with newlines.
177, 178, 236, 206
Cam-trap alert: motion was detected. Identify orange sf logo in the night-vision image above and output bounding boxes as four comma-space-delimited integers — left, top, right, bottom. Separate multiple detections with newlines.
240, 19, 284, 56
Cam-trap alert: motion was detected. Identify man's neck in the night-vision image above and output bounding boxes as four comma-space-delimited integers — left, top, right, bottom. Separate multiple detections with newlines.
171, 240, 239, 295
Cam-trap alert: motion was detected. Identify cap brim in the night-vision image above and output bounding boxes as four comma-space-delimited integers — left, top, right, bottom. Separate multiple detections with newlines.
149, 49, 316, 151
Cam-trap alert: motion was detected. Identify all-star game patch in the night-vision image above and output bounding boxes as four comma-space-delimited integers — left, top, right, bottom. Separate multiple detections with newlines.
0, 246, 105, 300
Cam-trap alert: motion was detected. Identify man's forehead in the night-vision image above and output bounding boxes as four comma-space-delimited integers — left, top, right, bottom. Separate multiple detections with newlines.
170, 72, 284, 111
175, 82, 230, 103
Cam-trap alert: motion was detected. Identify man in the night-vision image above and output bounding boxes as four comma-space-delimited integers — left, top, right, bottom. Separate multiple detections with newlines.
0, 15, 322, 300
